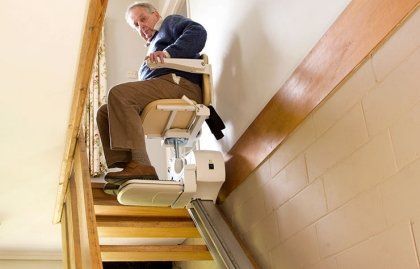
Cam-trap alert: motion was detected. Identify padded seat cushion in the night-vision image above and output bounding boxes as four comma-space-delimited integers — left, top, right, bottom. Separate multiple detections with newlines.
141, 55, 212, 138
141, 99, 197, 137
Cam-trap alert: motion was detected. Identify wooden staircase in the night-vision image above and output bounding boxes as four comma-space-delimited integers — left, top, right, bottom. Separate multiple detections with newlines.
92, 182, 212, 262
60, 136, 212, 268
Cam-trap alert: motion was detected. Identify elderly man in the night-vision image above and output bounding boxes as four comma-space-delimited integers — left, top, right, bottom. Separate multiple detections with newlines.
97, 2, 207, 184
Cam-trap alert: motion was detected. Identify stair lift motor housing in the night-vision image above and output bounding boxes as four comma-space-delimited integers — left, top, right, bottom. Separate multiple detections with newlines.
116, 150, 225, 208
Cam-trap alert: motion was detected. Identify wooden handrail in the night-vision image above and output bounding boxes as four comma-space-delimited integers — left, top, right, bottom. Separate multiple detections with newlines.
219, 0, 420, 201
53, 0, 108, 224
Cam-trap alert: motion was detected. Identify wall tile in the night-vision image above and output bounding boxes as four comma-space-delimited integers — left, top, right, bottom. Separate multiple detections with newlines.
222, 160, 270, 218
281, 225, 321, 268
372, 8, 420, 82
390, 102, 420, 169
240, 159, 272, 201
305, 103, 369, 181
410, 215, 420, 262
248, 158, 272, 189
362, 47, 420, 136
270, 116, 318, 177
249, 212, 280, 252
323, 132, 397, 210
233, 187, 268, 233
380, 158, 420, 225
316, 189, 387, 257
221, 189, 240, 223
313, 58, 376, 136
264, 154, 308, 212
277, 180, 327, 241
303, 257, 338, 269
245, 213, 279, 268
336, 223, 418, 269
270, 244, 300, 269
269, 226, 324, 269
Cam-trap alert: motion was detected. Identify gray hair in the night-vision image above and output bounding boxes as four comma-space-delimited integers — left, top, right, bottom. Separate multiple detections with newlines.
125, 2, 158, 27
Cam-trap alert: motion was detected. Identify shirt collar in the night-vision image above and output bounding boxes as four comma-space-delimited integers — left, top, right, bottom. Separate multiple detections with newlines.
145, 17, 163, 47
154, 17, 163, 31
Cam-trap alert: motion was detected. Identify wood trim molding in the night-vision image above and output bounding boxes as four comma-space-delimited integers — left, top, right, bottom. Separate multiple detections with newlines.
53, 0, 108, 224
219, 0, 420, 201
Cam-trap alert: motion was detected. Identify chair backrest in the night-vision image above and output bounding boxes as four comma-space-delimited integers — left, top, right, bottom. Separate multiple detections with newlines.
201, 54, 212, 106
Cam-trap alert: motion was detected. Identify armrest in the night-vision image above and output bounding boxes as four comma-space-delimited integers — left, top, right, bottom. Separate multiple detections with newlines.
147, 58, 212, 75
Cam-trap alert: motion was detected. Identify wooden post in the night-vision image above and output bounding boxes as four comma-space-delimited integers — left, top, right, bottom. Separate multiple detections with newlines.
61, 205, 70, 269
61, 133, 103, 268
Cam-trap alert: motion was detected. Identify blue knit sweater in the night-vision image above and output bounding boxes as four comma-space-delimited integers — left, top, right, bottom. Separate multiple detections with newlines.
139, 15, 207, 86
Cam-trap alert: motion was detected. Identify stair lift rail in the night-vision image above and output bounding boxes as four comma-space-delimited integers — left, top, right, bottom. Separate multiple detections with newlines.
188, 199, 257, 269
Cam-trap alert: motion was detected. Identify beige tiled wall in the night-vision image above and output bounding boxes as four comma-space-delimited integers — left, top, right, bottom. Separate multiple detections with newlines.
221, 7, 420, 269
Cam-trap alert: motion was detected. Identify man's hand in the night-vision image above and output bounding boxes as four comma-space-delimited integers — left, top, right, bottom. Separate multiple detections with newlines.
146, 51, 168, 63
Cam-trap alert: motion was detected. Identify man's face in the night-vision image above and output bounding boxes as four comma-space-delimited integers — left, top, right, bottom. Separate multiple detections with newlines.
129, 7, 160, 41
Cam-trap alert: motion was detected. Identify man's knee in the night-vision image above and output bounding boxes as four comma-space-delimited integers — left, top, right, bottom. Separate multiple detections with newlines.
108, 84, 128, 104
97, 104, 108, 123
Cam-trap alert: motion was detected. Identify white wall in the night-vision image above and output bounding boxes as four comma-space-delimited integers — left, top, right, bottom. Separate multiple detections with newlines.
221, 7, 420, 269
0, 0, 87, 254
105, 0, 149, 88
0, 260, 62, 269
105, 0, 166, 88
189, 0, 351, 153
104, 0, 168, 179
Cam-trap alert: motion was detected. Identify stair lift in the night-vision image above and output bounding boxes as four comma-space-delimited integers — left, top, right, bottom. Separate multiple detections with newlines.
116, 55, 225, 208
115, 55, 256, 269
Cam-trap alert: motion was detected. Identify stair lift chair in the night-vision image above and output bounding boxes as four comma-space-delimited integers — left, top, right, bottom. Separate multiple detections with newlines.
116, 55, 225, 208
116, 59, 255, 268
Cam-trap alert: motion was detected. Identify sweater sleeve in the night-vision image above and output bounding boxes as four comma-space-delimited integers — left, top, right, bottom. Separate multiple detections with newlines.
164, 16, 207, 58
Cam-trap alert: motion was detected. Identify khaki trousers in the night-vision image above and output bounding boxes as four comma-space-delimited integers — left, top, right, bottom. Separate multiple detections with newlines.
97, 74, 202, 168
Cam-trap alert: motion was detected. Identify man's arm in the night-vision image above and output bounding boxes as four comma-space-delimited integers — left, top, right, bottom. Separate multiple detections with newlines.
164, 16, 207, 58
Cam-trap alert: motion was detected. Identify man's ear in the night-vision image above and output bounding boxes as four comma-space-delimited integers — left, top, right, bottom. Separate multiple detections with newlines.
153, 11, 161, 19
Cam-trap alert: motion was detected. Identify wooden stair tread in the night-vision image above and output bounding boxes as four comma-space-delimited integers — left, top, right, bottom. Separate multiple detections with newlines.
92, 186, 120, 206
92, 182, 106, 189
101, 245, 212, 261
96, 216, 196, 227
96, 216, 200, 238
94, 205, 190, 218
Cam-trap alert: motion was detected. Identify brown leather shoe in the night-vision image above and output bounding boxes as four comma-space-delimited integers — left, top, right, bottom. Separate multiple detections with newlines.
105, 161, 159, 185
103, 182, 119, 196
